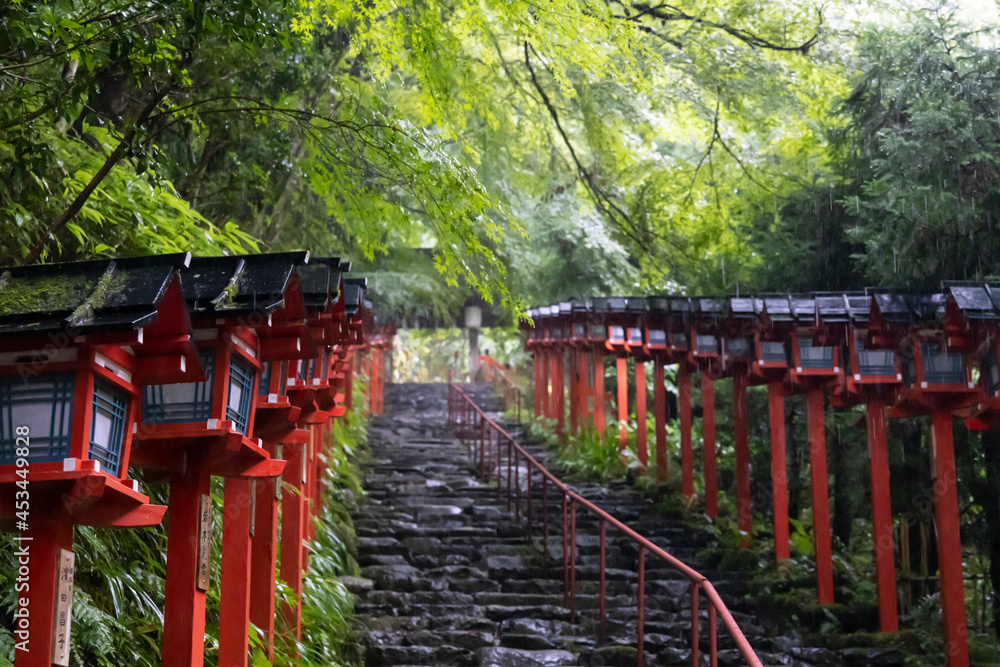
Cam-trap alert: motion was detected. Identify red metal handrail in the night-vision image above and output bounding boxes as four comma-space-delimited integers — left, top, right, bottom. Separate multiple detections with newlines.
447, 383, 763, 667
478, 355, 522, 422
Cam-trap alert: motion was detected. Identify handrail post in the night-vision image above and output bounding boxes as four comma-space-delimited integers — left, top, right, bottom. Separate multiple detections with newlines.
599, 518, 607, 645
690, 583, 700, 667
637, 545, 645, 667
485, 428, 492, 483
709, 603, 718, 667
562, 493, 569, 607
480, 422, 487, 481
514, 449, 521, 523
542, 476, 549, 571
569, 500, 577, 624
506, 437, 513, 512
526, 463, 533, 539
479, 417, 486, 473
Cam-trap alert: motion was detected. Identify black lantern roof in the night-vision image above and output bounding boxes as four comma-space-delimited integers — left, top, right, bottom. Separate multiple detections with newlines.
607, 297, 627, 313
648, 297, 669, 314
571, 300, 591, 315
0, 253, 191, 336
558, 301, 572, 316
591, 297, 609, 314
667, 296, 692, 315
296, 256, 342, 311
626, 297, 648, 313
789, 295, 814, 319
183, 252, 308, 316
694, 297, 724, 318
945, 284, 1000, 321
844, 295, 872, 322
343, 277, 368, 316
728, 296, 764, 320
814, 294, 850, 323
871, 292, 946, 323
761, 295, 794, 321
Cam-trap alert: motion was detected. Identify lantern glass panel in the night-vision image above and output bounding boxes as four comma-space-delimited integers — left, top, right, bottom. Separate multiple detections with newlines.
856, 339, 895, 376
799, 338, 834, 369
984, 348, 1000, 396
143, 348, 215, 424
922, 343, 964, 384
589, 324, 606, 340
89, 379, 127, 475
574, 324, 585, 338
648, 330, 667, 346
322, 350, 329, 380
672, 332, 688, 349
696, 335, 718, 354
227, 356, 254, 435
628, 328, 643, 344
761, 342, 786, 363
0, 373, 75, 465
610, 326, 625, 342
727, 338, 752, 358
554, 327, 562, 339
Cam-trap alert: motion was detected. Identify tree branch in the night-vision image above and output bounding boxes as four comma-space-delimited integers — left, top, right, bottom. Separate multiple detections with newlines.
21, 87, 169, 265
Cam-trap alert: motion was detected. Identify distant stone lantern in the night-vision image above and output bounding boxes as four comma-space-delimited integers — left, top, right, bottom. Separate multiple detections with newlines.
130, 253, 302, 667
0, 254, 197, 667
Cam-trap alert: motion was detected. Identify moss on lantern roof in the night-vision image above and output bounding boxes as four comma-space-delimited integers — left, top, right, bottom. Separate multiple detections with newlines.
0, 270, 98, 315
67, 269, 130, 327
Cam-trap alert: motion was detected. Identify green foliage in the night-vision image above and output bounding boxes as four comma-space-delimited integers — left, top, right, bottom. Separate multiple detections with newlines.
838, 5, 1000, 288
555, 426, 627, 482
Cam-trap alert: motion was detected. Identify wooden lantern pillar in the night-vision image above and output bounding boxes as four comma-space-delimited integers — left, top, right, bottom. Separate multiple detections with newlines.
689, 298, 723, 518
783, 295, 845, 606
524, 309, 542, 419
0, 255, 198, 667
624, 298, 649, 465
875, 291, 977, 667
132, 254, 300, 667
665, 298, 695, 499
604, 298, 631, 452
748, 296, 799, 565
826, 293, 904, 633
643, 298, 670, 481
719, 311, 758, 547
568, 301, 591, 433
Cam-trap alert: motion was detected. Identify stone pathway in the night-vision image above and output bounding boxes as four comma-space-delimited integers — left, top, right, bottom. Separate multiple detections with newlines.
350, 384, 876, 667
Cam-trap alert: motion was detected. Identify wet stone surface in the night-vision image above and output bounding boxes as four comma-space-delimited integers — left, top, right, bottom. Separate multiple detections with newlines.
351, 383, 859, 667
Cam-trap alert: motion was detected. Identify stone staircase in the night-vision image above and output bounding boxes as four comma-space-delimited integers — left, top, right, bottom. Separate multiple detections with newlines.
350, 384, 856, 667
